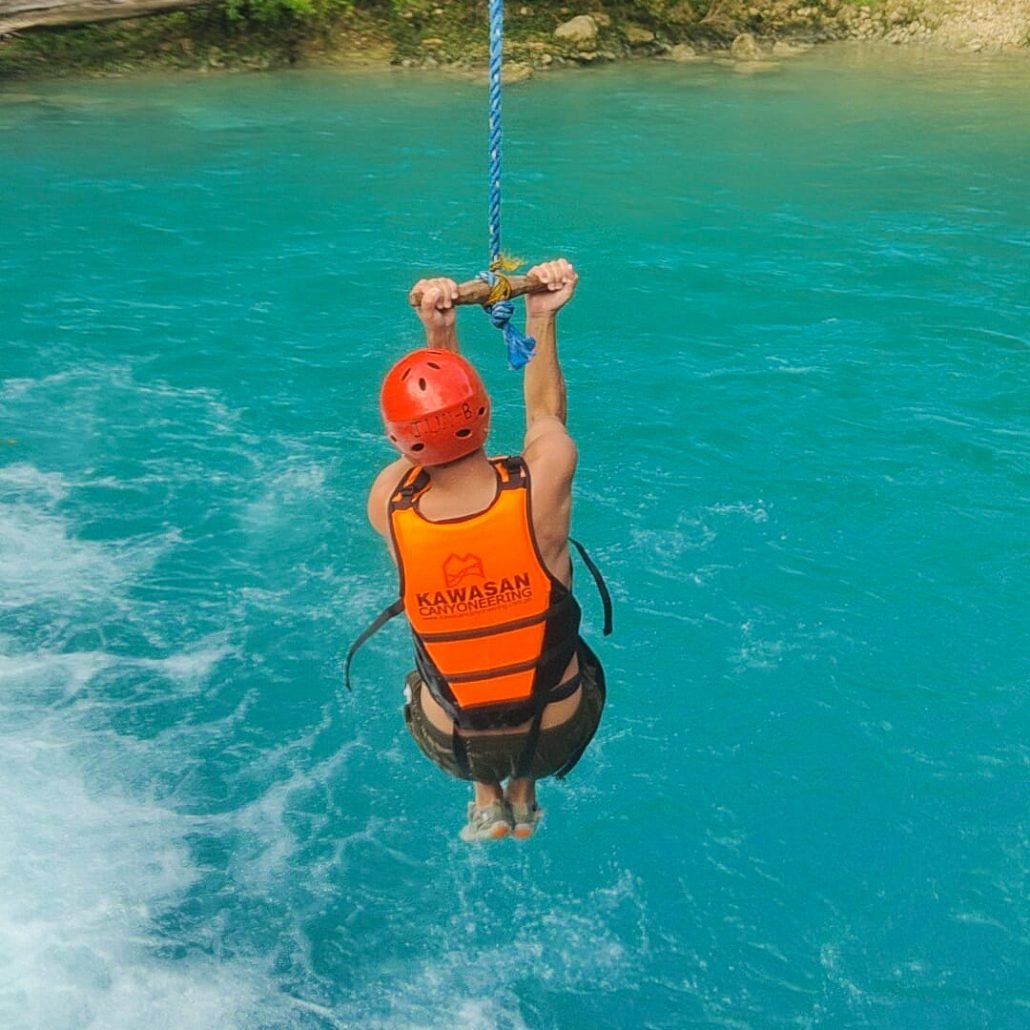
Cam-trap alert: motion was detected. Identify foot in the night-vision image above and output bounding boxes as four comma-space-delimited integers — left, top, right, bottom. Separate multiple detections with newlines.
509, 801, 543, 840
458, 800, 512, 843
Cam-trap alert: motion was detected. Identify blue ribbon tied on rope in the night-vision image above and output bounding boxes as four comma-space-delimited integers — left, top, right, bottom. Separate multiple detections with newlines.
478, 270, 536, 370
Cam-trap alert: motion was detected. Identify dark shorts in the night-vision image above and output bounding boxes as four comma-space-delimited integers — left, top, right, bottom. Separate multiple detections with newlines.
403, 643, 606, 783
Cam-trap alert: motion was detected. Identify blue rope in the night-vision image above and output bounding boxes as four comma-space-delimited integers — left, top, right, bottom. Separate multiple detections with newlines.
483, 0, 536, 371
487, 0, 503, 271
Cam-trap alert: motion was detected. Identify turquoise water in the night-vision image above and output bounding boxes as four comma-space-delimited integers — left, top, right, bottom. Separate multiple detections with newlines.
2, 45, 1028, 1028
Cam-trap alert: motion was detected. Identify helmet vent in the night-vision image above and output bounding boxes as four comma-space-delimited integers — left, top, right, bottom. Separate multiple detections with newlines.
455, 428, 471, 438
478, 406, 486, 416
400, 368, 411, 382
411, 442, 425, 452
427, 361, 440, 370
418, 377, 427, 391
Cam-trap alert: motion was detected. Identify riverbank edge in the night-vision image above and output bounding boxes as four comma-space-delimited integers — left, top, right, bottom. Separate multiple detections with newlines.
1, 2, 1028, 82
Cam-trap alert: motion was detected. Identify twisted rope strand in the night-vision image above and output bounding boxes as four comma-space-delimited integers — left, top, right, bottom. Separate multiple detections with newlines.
484, 0, 536, 370
488, 0, 504, 269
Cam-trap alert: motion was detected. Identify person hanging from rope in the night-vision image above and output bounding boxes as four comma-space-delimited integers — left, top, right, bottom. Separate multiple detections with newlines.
350, 257, 611, 842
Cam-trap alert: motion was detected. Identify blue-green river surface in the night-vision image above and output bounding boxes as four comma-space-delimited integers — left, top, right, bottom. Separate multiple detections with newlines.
2, 43, 1028, 1028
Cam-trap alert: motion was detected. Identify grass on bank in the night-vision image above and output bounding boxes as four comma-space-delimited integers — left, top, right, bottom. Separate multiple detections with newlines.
0, 0, 731, 78
0, 1, 904, 80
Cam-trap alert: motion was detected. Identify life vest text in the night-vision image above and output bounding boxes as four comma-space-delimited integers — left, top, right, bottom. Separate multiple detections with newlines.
416, 573, 532, 617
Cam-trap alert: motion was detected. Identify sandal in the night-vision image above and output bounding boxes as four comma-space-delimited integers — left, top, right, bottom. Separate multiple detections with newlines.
510, 801, 543, 840
459, 800, 512, 843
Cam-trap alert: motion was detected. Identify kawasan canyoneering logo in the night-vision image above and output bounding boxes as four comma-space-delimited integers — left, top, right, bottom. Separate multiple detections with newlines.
415, 553, 534, 617
443, 552, 485, 588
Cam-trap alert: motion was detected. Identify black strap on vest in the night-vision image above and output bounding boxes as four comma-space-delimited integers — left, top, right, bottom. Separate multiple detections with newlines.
497, 454, 528, 488
446, 669, 581, 782
514, 706, 546, 781
343, 598, 404, 691
451, 724, 473, 779
570, 537, 613, 636
345, 538, 612, 690
390, 467, 431, 511
512, 667, 582, 779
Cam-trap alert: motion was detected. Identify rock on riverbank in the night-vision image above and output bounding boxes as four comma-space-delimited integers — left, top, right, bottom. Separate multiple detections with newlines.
394, 0, 1030, 79
540, 1, 1030, 59
829, 0, 1030, 49
1, 1, 1028, 80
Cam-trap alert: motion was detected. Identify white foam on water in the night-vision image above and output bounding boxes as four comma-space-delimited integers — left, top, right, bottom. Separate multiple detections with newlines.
0, 505, 128, 611
0, 472, 306, 1029
0, 462, 69, 503
0, 465, 174, 614
368, 991, 529, 1030
342, 868, 646, 1029
0, 649, 112, 710
0, 648, 306, 1030
242, 460, 330, 520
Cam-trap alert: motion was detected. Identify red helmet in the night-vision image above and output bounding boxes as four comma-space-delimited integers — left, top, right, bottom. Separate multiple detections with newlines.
380, 349, 490, 466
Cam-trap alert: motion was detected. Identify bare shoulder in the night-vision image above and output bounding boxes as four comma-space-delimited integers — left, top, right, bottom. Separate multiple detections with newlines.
522, 416, 577, 567
367, 457, 412, 539
522, 414, 578, 484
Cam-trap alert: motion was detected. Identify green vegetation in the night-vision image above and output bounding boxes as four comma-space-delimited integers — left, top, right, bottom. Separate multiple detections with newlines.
0, 1, 955, 80
222, 0, 350, 24
1, 4, 361, 77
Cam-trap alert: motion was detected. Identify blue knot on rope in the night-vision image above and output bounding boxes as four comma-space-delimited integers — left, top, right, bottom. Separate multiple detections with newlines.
478, 270, 536, 370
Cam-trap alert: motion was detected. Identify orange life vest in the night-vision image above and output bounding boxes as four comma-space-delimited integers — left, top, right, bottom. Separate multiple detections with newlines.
389, 456, 582, 730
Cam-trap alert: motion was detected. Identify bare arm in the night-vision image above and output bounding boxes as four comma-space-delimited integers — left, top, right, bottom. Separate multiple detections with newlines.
522, 258, 579, 458
522, 258, 577, 434
520, 259, 580, 580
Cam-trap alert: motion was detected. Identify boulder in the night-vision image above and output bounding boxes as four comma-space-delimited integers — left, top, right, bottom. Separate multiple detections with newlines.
730, 32, 762, 60
554, 14, 599, 49
502, 61, 533, 84
665, 42, 698, 61
624, 24, 655, 45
